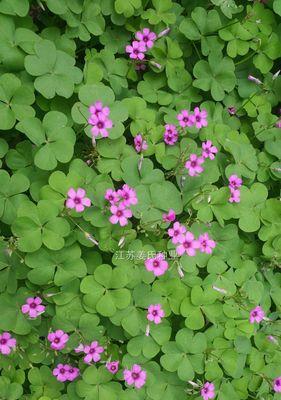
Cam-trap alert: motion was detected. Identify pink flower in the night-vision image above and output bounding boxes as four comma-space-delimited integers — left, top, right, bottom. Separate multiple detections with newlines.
168, 221, 186, 244
135, 28, 156, 49
67, 366, 80, 381
83, 341, 104, 364
118, 184, 138, 206
53, 364, 70, 382
21, 297, 45, 319
123, 364, 146, 389
198, 233, 216, 254
228, 175, 242, 189
229, 188, 240, 203
202, 141, 218, 160
228, 106, 236, 115
145, 253, 168, 276
147, 304, 165, 324
164, 124, 178, 145
126, 41, 146, 60
193, 107, 208, 129
66, 188, 91, 212
249, 306, 265, 324
177, 110, 195, 128
106, 360, 119, 374
105, 188, 119, 204
88, 101, 110, 119
134, 134, 148, 153
0, 332, 16, 355
109, 203, 133, 226
162, 209, 176, 223
176, 232, 200, 256
273, 377, 281, 393
185, 154, 204, 176
74, 343, 84, 353
90, 113, 113, 138
248, 75, 262, 85
47, 330, 69, 351
201, 382, 215, 400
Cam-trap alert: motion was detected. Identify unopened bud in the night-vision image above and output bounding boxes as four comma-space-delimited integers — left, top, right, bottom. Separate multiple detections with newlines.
248, 75, 262, 85
187, 380, 199, 388
138, 154, 143, 172
177, 264, 184, 278
212, 285, 227, 295
145, 324, 150, 337
158, 27, 170, 38
150, 61, 162, 69
85, 232, 99, 245
118, 236, 125, 248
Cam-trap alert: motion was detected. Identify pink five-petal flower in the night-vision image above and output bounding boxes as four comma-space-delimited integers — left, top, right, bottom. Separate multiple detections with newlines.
0, 332, 16, 355
47, 330, 69, 351
134, 134, 148, 153
106, 360, 119, 374
162, 209, 176, 223
109, 203, 133, 226
147, 304, 165, 324
202, 140, 218, 160
193, 107, 208, 128
145, 253, 168, 276
228, 188, 240, 203
126, 41, 146, 60
66, 188, 91, 212
273, 377, 281, 393
90, 113, 113, 138
177, 109, 195, 128
163, 124, 178, 145
118, 184, 138, 206
198, 233, 216, 254
135, 28, 156, 49
88, 101, 110, 120
168, 221, 186, 244
176, 231, 200, 256
249, 306, 265, 324
105, 188, 119, 204
67, 366, 80, 381
201, 382, 215, 400
83, 341, 104, 364
123, 364, 146, 389
185, 154, 204, 176
228, 174, 242, 189
53, 364, 70, 382
21, 296, 45, 319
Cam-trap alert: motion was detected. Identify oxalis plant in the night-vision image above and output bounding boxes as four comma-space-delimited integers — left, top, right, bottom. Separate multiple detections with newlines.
0, 0, 280, 399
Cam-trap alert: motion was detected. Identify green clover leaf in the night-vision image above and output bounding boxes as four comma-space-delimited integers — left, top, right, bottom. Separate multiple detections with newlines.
17, 111, 76, 171
24, 39, 83, 98
193, 53, 236, 101
0, 73, 35, 130
12, 200, 70, 252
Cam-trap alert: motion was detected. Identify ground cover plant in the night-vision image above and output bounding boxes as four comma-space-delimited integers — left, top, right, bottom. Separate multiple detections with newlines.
0, 0, 281, 399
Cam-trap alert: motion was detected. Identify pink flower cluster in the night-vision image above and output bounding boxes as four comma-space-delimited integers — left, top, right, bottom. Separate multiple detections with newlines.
21, 296, 45, 319
134, 134, 148, 153
162, 209, 176, 223
185, 140, 218, 177
126, 28, 156, 61
105, 184, 137, 226
228, 175, 242, 203
177, 107, 208, 129
88, 101, 113, 138
0, 332, 16, 355
168, 222, 216, 256
66, 188, 91, 212
164, 124, 178, 145
53, 364, 79, 382
201, 382, 215, 400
